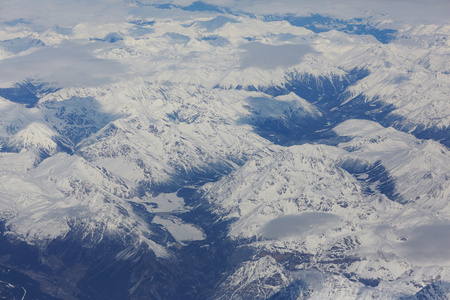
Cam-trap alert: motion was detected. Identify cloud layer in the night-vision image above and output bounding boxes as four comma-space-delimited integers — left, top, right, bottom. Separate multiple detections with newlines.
0, 42, 128, 88
261, 212, 340, 239
0, 0, 447, 88
240, 42, 314, 70
403, 224, 450, 264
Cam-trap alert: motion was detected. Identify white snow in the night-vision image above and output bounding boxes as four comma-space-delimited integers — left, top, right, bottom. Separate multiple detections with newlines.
152, 215, 205, 243
335, 119, 450, 211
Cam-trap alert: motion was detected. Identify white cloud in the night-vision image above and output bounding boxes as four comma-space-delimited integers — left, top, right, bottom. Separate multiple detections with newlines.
0, 0, 127, 28
402, 224, 450, 265
261, 212, 340, 239
0, 41, 129, 88
240, 42, 314, 70
0, 0, 446, 88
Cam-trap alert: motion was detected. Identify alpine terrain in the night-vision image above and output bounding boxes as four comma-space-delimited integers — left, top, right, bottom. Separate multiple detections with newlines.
0, 0, 449, 299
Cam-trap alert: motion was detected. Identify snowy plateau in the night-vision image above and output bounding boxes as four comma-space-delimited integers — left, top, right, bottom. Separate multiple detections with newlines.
0, 0, 449, 299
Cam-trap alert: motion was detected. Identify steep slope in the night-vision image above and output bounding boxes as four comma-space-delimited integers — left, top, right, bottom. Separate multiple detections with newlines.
201, 136, 450, 298
335, 119, 450, 211
0, 152, 169, 254
202, 144, 370, 238
0, 98, 60, 156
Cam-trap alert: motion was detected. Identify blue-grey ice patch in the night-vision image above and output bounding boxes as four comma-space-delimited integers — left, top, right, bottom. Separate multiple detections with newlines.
261, 212, 340, 239
128, 20, 155, 26
182, 1, 230, 14
239, 42, 313, 70
54, 25, 73, 36
198, 16, 237, 32
129, 26, 154, 37
164, 32, 191, 44
104, 32, 123, 43
201, 35, 229, 47
3, 18, 30, 26
276, 33, 299, 42
0, 37, 45, 54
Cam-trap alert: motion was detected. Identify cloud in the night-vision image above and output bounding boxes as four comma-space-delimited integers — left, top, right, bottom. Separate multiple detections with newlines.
261, 212, 340, 239
0, 0, 127, 28
0, 41, 129, 88
402, 224, 450, 264
0, 0, 446, 89
240, 42, 313, 70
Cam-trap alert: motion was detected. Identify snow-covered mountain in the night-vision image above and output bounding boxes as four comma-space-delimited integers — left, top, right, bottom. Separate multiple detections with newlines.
0, 1, 449, 299
202, 124, 450, 299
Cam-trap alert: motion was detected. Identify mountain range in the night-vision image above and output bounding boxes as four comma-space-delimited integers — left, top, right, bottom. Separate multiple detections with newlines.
0, 1, 449, 299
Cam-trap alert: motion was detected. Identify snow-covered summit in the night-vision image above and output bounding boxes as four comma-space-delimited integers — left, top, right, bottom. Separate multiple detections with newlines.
335, 119, 450, 211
